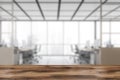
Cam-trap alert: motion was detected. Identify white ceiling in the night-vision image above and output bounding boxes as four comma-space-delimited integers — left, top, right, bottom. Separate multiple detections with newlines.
0, 0, 120, 21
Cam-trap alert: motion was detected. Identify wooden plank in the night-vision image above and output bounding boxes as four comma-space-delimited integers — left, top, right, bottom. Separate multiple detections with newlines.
0, 65, 119, 80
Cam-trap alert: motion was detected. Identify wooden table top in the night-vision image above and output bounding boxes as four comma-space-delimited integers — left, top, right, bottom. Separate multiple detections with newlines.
0, 65, 120, 80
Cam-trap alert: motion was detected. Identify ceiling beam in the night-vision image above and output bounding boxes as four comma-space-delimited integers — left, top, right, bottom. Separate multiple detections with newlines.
13, 0, 32, 20
111, 15, 120, 20
83, 0, 108, 21
0, 6, 18, 20
102, 5, 120, 17
35, 0, 45, 20
57, 0, 61, 20
70, 0, 84, 20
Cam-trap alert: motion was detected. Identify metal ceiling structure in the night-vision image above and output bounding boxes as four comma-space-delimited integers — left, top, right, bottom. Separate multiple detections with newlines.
0, 0, 120, 21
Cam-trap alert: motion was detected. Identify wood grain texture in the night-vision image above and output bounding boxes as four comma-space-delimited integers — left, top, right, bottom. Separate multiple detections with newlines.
0, 65, 120, 80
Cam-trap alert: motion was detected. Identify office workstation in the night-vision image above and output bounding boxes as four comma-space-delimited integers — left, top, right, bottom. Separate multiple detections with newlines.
0, 0, 120, 79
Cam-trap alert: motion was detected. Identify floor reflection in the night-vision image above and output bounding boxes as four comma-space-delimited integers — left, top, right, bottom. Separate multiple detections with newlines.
22, 56, 77, 65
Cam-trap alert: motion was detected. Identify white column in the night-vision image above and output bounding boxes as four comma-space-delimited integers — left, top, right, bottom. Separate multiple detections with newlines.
0, 21, 1, 43
0, 21, 2, 43
100, 0, 103, 47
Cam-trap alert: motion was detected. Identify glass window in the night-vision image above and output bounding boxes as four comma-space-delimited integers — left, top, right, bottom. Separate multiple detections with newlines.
111, 22, 120, 33
96, 22, 100, 40
32, 22, 47, 44
64, 22, 79, 55
102, 22, 110, 33
32, 22, 47, 55
1, 34, 11, 47
1, 21, 12, 47
102, 34, 110, 47
64, 22, 79, 44
47, 22, 64, 55
111, 34, 120, 45
48, 22, 63, 44
79, 22, 94, 46
2, 21, 12, 33
97, 22, 111, 47
16, 22, 31, 48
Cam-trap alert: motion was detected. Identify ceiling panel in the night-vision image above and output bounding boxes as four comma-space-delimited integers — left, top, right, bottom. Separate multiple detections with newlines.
103, 16, 114, 19
79, 4, 99, 11
76, 11, 90, 17
59, 17, 71, 20
2, 16, 12, 19
16, 0, 35, 2
102, 11, 110, 16
112, 18, 120, 21
0, 11, 12, 20
106, 12, 120, 17
108, 0, 120, 2
60, 11, 74, 16
62, 0, 82, 2
45, 17, 57, 20
0, 4, 12, 11
102, 5, 119, 11
13, 4, 22, 11
90, 9, 100, 17
17, 16, 29, 20
0, 0, 12, 2
115, 8, 120, 11
85, 0, 105, 2
0, 18, 4, 21
73, 17, 85, 20
41, 3, 58, 10
87, 17, 98, 20
43, 11, 57, 17
31, 16, 43, 20
0, 10, 11, 17
39, 0, 58, 2
27, 11, 42, 16
13, 11, 26, 16
18, 3, 39, 10
61, 3, 79, 10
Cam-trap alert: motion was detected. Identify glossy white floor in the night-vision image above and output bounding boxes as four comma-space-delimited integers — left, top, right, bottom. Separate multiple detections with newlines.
34, 56, 76, 65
